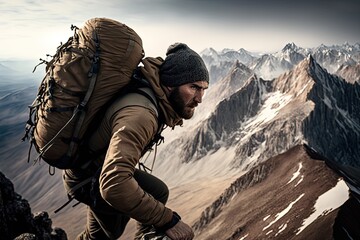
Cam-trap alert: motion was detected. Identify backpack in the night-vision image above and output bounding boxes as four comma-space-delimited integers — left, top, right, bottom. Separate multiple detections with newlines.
22, 18, 146, 170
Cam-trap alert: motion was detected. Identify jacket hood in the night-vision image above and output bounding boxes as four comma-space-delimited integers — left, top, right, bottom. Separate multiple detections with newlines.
140, 57, 183, 128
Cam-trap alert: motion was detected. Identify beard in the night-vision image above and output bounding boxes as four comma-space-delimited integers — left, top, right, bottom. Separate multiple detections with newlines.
168, 87, 196, 119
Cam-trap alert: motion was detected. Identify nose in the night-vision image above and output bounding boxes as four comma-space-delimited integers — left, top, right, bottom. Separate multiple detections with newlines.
194, 89, 205, 103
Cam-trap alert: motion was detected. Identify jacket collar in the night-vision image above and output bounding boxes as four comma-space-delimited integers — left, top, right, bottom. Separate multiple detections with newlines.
140, 57, 183, 128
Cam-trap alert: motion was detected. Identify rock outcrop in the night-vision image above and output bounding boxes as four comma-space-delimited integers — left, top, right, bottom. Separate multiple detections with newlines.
0, 171, 67, 240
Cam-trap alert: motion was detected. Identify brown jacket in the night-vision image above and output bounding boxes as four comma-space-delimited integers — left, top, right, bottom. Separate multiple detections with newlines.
87, 57, 182, 227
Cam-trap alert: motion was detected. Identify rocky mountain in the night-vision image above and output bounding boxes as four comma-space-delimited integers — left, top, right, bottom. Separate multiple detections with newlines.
201, 42, 360, 81
275, 42, 311, 62
301, 57, 360, 167
192, 144, 359, 240
200, 47, 257, 84
201, 47, 256, 67
146, 55, 360, 239
312, 43, 360, 73
336, 63, 360, 83
188, 60, 254, 124
250, 53, 288, 80
149, 47, 360, 239
0, 171, 67, 240
161, 55, 359, 175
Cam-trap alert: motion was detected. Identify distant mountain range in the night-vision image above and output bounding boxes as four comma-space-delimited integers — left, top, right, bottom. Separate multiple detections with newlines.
201, 42, 360, 81
0, 42, 359, 239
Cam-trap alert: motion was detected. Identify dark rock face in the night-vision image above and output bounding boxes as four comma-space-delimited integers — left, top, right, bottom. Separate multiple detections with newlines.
0, 171, 67, 240
183, 75, 272, 163
303, 57, 360, 167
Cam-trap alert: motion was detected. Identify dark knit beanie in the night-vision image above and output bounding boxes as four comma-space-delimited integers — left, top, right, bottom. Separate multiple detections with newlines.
160, 43, 209, 87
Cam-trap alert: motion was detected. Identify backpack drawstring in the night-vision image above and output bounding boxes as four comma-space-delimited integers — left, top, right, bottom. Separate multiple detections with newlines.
32, 58, 49, 73
139, 150, 154, 173
138, 133, 165, 174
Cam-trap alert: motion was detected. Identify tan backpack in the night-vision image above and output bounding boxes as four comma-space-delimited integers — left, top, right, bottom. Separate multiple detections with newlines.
22, 18, 144, 170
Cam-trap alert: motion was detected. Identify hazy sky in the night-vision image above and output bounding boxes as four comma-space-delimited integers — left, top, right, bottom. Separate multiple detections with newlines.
1, 0, 359, 60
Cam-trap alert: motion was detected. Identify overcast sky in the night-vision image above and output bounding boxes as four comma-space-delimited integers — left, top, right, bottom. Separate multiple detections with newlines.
1, 0, 359, 60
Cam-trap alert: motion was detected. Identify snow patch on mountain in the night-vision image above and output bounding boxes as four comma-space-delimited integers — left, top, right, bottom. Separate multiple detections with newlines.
263, 193, 305, 231
241, 90, 293, 136
296, 179, 349, 235
287, 162, 303, 184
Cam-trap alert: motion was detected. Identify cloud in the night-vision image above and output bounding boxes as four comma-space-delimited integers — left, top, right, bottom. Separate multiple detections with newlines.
0, 0, 359, 59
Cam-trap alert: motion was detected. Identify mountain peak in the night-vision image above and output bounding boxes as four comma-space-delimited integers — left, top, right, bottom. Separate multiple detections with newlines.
221, 48, 236, 54
305, 54, 332, 79
238, 48, 252, 55
200, 47, 218, 56
294, 54, 321, 74
307, 54, 316, 67
228, 60, 253, 86
232, 59, 248, 69
282, 42, 298, 52
273, 55, 323, 98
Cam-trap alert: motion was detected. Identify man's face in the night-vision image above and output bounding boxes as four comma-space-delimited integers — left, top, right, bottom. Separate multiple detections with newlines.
168, 81, 209, 119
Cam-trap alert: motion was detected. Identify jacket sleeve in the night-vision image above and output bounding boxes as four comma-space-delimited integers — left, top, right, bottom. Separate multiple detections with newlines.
99, 105, 173, 227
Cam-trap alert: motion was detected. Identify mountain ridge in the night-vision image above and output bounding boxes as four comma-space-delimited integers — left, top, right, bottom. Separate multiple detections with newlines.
192, 144, 356, 240
0, 42, 359, 239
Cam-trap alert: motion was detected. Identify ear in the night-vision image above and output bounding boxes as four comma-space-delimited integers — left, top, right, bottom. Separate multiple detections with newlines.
163, 85, 173, 97
165, 86, 174, 93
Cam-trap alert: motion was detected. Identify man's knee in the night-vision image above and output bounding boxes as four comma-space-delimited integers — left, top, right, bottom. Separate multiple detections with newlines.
134, 170, 169, 204
157, 181, 169, 204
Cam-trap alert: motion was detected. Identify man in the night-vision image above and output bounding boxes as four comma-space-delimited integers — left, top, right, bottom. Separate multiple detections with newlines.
63, 42, 209, 240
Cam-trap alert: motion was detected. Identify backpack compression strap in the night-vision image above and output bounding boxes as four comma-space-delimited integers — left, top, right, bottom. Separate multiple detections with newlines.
66, 31, 101, 160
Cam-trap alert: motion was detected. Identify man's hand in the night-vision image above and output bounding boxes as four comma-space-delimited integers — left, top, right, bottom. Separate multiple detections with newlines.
165, 220, 194, 240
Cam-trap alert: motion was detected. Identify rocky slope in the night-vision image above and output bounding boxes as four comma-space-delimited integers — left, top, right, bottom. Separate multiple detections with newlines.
0, 171, 67, 240
192, 145, 359, 240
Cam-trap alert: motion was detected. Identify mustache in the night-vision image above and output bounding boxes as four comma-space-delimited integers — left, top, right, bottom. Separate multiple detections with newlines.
183, 97, 198, 108
187, 102, 198, 108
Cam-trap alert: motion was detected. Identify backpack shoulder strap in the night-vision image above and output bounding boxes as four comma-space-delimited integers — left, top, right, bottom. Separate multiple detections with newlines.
110, 87, 159, 118
111, 88, 165, 157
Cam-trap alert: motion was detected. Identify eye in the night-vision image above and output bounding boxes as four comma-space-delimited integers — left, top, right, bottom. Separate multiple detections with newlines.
191, 85, 201, 91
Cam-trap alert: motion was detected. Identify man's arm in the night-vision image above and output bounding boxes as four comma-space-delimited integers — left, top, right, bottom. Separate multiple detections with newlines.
99, 106, 173, 227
